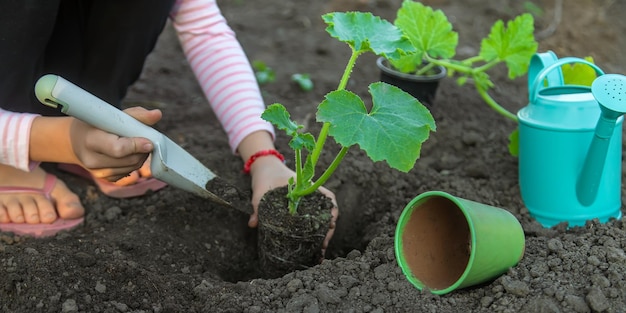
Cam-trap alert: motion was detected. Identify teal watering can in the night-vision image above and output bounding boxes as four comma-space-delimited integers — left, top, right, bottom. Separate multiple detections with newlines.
517, 51, 626, 228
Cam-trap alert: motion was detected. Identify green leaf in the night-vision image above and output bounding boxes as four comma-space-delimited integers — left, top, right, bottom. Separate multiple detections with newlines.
394, 0, 458, 61
479, 13, 538, 79
562, 56, 597, 86
262, 104, 314, 151
456, 76, 468, 86
317, 82, 436, 172
473, 72, 494, 91
288, 133, 315, 153
388, 54, 424, 73
252, 60, 275, 84
261, 103, 300, 135
292, 73, 314, 91
322, 12, 415, 60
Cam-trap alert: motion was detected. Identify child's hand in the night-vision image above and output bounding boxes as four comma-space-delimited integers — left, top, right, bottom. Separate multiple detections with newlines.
69, 107, 162, 181
248, 156, 338, 256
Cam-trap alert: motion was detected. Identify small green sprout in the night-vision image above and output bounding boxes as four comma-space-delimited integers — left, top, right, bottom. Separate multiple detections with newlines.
291, 73, 314, 91
252, 60, 275, 85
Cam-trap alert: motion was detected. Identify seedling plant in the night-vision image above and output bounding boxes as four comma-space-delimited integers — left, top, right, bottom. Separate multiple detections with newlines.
262, 11, 436, 213
253, 60, 314, 92
291, 73, 314, 91
390, 1, 537, 122
252, 60, 275, 85
387, 1, 537, 154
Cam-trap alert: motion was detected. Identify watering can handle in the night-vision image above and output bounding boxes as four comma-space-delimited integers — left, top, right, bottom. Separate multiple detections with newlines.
527, 51, 563, 91
529, 57, 605, 104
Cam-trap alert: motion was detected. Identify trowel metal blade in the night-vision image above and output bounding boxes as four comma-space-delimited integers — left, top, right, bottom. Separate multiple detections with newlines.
150, 138, 226, 204
152, 137, 253, 215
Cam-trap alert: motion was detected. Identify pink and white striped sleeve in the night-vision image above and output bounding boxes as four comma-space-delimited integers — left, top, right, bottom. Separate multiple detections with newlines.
170, 0, 275, 154
0, 108, 39, 171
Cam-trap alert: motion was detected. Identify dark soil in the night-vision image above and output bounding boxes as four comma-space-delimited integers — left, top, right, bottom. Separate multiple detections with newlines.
257, 187, 333, 278
2, 0, 626, 312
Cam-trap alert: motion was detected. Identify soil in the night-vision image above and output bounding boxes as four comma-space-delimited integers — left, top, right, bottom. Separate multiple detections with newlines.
2, 0, 626, 312
257, 187, 333, 278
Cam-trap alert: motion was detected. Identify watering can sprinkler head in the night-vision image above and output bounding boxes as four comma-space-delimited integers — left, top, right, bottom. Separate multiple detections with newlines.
593, 74, 626, 122
577, 74, 626, 206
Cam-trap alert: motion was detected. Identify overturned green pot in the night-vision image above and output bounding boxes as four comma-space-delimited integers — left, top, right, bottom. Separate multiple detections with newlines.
395, 191, 525, 295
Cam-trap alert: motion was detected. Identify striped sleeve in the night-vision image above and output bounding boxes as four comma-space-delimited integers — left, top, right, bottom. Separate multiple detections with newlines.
170, 0, 275, 154
0, 108, 39, 171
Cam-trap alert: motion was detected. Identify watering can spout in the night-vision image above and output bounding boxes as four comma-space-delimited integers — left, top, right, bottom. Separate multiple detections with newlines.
576, 74, 626, 206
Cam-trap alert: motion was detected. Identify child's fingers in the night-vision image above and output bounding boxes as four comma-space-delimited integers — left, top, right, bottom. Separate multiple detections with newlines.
80, 136, 150, 170
89, 164, 144, 181
123, 107, 162, 126
129, 137, 154, 154
93, 136, 154, 157
248, 212, 259, 228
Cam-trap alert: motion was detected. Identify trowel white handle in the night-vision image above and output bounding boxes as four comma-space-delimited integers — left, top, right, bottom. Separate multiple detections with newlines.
34, 74, 163, 144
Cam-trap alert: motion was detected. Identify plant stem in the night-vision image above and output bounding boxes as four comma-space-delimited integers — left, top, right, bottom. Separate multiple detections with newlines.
311, 47, 364, 173
427, 55, 516, 122
415, 62, 436, 76
288, 49, 362, 202
462, 55, 483, 64
338, 49, 361, 91
427, 57, 471, 74
310, 49, 361, 166
310, 124, 329, 167
295, 148, 303, 186
472, 59, 500, 74
427, 56, 499, 76
287, 182, 298, 215
293, 146, 349, 197
476, 84, 518, 122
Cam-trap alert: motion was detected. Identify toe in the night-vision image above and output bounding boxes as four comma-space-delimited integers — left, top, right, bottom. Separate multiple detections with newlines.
0, 205, 10, 223
50, 179, 85, 220
0, 165, 83, 224
20, 196, 41, 224
5, 198, 25, 223
33, 196, 58, 224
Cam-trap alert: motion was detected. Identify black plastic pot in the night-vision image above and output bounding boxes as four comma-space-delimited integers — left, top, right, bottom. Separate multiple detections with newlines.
376, 57, 447, 107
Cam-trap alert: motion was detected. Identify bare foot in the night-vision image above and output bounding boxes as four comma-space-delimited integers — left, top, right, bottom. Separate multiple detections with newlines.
0, 164, 84, 224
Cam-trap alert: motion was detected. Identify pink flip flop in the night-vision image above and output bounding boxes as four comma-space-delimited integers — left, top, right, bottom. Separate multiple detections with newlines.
0, 174, 84, 237
57, 163, 167, 198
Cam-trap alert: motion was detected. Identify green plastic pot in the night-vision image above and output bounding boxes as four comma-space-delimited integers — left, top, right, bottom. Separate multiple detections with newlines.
395, 191, 525, 295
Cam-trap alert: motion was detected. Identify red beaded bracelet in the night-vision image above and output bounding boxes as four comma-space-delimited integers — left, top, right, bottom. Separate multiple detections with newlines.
243, 149, 285, 174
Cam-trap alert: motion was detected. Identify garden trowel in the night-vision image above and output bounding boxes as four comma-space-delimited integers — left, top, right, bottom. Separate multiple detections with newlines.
34, 74, 252, 215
